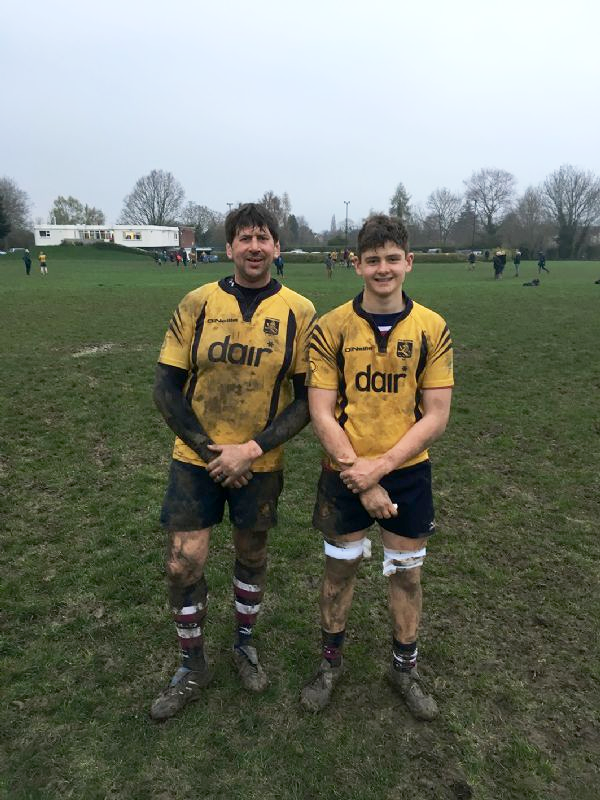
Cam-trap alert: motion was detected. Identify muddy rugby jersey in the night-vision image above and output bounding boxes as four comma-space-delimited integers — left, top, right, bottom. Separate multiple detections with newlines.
307, 292, 453, 470
158, 277, 316, 471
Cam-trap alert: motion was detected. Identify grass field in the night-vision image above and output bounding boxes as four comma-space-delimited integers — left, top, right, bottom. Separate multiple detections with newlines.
1, 248, 599, 800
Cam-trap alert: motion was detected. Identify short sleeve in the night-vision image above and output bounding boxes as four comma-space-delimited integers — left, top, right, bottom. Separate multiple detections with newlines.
421, 317, 454, 389
292, 301, 318, 376
306, 314, 341, 390
157, 297, 196, 370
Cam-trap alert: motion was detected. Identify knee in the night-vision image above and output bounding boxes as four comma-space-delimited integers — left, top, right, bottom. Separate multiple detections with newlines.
234, 529, 268, 568
166, 533, 207, 585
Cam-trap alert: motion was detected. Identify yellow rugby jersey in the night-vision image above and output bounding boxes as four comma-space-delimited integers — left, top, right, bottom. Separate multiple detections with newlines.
158, 277, 316, 471
308, 292, 453, 470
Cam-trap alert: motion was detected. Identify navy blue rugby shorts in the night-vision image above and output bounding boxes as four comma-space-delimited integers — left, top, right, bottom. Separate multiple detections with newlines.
312, 460, 435, 539
160, 459, 284, 532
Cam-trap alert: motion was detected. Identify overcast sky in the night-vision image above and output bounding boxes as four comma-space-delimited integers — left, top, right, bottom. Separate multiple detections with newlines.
3, 0, 599, 232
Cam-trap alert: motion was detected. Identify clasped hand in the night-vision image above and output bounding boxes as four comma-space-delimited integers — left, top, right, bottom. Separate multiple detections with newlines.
206, 441, 262, 488
339, 456, 386, 493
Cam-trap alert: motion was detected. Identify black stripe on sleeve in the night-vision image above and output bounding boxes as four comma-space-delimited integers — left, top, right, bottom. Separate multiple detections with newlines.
168, 321, 183, 345
185, 304, 206, 404
311, 324, 337, 362
336, 338, 349, 429
413, 332, 428, 423
429, 341, 453, 364
264, 310, 297, 428
309, 341, 333, 361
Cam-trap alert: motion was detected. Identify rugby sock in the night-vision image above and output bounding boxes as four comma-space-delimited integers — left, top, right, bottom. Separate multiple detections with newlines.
322, 629, 345, 667
233, 559, 265, 648
392, 638, 418, 672
169, 576, 208, 671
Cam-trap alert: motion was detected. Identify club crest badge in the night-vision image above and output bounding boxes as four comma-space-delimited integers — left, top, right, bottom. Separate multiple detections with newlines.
396, 340, 413, 358
264, 318, 280, 335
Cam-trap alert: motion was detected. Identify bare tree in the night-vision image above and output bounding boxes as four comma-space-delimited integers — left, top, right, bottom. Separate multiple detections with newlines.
0, 196, 10, 244
426, 188, 463, 247
0, 176, 31, 230
503, 186, 553, 255
181, 202, 224, 233
119, 170, 185, 225
258, 191, 290, 227
50, 195, 105, 225
464, 168, 516, 236
389, 182, 412, 222
542, 164, 600, 258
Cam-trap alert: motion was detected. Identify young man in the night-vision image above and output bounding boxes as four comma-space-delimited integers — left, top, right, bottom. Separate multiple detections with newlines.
38, 251, 47, 276
150, 203, 316, 720
302, 214, 453, 720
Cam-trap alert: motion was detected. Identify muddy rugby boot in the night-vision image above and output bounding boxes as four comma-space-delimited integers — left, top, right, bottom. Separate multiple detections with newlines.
388, 665, 438, 721
233, 644, 269, 692
300, 658, 345, 712
149, 664, 212, 721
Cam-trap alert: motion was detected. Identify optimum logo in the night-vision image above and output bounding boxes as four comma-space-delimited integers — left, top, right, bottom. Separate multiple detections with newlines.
208, 335, 272, 366
355, 364, 407, 393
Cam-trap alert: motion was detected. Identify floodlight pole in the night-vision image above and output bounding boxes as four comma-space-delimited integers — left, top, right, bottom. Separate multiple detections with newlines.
227, 203, 233, 213
471, 201, 477, 248
344, 200, 350, 246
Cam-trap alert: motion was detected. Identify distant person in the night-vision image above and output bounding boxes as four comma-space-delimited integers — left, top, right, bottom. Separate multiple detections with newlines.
181, 249, 188, 267
325, 254, 333, 279
331, 250, 338, 266
537, 252, 549, 274
513, 249, 521, 277
38, 251, 48, 276
176, 253, 183, 267
492, 251, 503, 280
523, 278, 540, 287
154, 252, 161, 266
346, 250, 355, 268
467, 251, 476, 270
274, 254, 284, 277
484, 249, 490, 261
23, 249, 32, 276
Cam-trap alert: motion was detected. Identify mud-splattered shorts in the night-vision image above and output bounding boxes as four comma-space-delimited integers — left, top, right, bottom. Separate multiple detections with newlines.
312, 461, 435, 539
160, 459, 284, 532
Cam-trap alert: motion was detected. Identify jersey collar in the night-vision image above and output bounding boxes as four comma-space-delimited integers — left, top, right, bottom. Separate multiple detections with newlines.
352, 291, 413, 352
219, 276, 282, 322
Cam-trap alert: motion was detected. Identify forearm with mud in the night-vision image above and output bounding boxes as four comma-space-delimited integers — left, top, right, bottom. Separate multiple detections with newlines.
153, 363, 214, 463
310, 412, 357, 468
252, 397, 310, 453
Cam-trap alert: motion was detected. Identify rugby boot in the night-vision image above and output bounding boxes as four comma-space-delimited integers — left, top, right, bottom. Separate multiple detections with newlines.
299, 657, 344, 712
149, 664, 212, 721
233, 644, 269, 692
388, 665, 438, 721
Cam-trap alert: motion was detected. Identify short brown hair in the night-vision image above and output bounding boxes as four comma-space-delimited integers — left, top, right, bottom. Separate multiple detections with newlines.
357, 214, 409, 256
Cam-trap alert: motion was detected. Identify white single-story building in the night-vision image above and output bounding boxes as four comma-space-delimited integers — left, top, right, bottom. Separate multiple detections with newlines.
33, 224, 181, 249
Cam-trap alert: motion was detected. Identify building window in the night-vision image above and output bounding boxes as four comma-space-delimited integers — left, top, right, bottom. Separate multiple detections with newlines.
39, 230, 50, 237
122, 231, 142, 241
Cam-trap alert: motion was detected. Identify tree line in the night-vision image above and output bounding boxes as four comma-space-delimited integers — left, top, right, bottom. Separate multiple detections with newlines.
2, 165, 600, 258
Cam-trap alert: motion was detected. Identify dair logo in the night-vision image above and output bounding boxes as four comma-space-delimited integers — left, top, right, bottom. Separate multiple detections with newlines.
355, 364, 407, 393
208, 335, 272, 366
